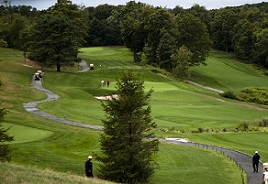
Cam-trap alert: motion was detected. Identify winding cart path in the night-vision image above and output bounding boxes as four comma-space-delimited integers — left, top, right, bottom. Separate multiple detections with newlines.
23, 61, 263, 184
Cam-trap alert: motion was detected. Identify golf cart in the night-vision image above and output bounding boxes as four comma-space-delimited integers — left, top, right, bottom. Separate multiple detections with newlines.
263, 163, 268, 184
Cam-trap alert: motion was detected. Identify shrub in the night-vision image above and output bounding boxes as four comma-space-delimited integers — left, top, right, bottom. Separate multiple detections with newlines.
220, 91, 237, 99
223, 88, 268, 105
237, 122, 250, 131
258, 118, 268, 127
198, 127, 205, 133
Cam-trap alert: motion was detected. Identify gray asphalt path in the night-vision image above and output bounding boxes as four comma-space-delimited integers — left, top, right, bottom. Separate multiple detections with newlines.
23, 61, 263, 184
78, 60, 89, 72
23, 61, 102, 130
184, 80, 224, 94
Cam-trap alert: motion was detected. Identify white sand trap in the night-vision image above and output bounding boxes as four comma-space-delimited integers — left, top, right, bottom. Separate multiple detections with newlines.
95, 94, 119, 100
22, 64, 34, 68
165, 137, 189, 143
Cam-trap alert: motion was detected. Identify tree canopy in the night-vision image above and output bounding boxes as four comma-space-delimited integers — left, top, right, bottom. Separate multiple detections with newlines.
28, 0, 87, 71
29, 14, 78, 71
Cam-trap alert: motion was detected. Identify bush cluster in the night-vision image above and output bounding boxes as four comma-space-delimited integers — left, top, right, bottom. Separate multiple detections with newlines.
221, 88, 268, 105
162, 118, 268, 134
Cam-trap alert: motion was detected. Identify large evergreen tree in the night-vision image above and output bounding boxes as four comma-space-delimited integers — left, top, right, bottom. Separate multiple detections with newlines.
98, 71, 159, 183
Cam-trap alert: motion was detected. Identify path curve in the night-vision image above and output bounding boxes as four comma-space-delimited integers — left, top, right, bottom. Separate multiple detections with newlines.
23, 60, 102, 130
23, 61, 263, 184
78, 60, 89, 72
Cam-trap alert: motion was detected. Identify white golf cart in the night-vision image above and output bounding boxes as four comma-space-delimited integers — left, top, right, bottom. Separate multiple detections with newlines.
263, 163, 268, 184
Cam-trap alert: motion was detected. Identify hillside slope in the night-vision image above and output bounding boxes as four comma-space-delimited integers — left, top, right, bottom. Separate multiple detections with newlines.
0, 162, 114, 184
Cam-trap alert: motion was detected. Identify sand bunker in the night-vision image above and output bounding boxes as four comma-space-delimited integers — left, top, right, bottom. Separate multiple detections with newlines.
165, 137, 189, 143
95, 94, 119, 100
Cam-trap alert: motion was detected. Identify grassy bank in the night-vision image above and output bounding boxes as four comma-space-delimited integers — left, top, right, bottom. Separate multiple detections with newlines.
0, 162, 114, 184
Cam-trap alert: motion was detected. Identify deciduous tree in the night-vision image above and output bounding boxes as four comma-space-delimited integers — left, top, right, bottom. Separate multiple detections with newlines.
28, 0, 87, 71
232, 19, 254, 60
210, 8, 238, 52
29, 14, 78, 71
144, 8, 175, 65
175, 12, 211, 66
172, 45, 193, 79
252, 28, 268, 67
120, 1, 151, 63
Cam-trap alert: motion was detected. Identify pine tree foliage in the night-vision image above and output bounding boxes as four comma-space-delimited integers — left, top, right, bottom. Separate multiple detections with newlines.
98, 71, 159, 183
0, 107, 14, 162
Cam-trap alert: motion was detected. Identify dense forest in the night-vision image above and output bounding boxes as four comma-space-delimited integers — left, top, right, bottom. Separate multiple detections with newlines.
1, 0, 268, 73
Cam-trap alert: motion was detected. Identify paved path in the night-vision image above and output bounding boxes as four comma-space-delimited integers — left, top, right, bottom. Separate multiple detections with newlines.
23, 61, 102, 130
23, 61, 263, 184
184, 80, 224, 94
78, 60, 89, 72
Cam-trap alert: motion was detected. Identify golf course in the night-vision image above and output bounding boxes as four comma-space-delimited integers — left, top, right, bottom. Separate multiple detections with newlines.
1, 46, 268, 184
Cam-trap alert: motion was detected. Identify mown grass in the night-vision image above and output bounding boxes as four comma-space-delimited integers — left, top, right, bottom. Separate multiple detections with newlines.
40, 47, 267, 131
191, 50, 268, 90
2, 123, 53, 144
1, 47, 267, 183
152, 144, 244, 184
38, 47, 268, 161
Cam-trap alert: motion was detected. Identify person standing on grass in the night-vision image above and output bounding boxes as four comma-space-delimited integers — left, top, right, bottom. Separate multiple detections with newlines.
101, 80, 105, 87
252, 151, 260, 173
107, 80, 110, 87
85, 156, 93, 177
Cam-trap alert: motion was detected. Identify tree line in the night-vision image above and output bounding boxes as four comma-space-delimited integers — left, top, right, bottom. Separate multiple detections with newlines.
0, 0, 268, 72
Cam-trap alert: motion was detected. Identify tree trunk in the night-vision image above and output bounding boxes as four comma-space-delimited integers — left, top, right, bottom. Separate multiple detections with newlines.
57, 63, 61, 72
133, 49, 137, 63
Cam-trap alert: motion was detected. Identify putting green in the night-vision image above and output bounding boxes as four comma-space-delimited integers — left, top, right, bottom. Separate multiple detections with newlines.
2, 123, 53, 144
80, 47, 128, 56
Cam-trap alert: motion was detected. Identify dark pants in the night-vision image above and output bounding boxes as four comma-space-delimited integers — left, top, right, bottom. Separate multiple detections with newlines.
86, 170, 93, 177
253, 161, 259, 172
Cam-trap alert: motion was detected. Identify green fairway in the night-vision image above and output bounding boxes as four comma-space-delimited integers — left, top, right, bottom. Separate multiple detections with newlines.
1, 47, 268, 184
152, 143, 242, 184
39, 51, 268, 131
191, 50, 268, 90
2, 123, 53, 144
